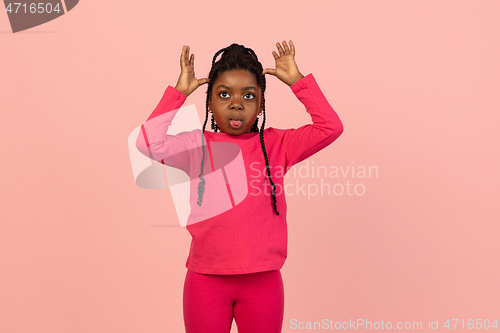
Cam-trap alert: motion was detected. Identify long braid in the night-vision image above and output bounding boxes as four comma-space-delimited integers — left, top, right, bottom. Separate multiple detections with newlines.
196, 96, 210, 206
258, 81, 279, 215
197, 43, 280, 215
247, 47, 279, 213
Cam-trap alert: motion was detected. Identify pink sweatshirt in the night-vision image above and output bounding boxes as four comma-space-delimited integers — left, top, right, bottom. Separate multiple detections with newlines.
136, 73, 343, 274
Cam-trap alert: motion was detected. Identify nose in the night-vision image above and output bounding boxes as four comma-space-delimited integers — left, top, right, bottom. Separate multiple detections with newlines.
230, 96, 243, 110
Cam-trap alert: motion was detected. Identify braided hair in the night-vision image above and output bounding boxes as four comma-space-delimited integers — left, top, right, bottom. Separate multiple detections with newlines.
197, 43, 280, 215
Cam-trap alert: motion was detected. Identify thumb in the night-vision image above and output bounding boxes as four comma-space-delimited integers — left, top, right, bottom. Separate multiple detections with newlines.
198, 77, 209, 85
262, 68, 276, 76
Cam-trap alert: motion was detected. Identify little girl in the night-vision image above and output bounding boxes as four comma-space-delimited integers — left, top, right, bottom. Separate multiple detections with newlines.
136, 40, 344, 333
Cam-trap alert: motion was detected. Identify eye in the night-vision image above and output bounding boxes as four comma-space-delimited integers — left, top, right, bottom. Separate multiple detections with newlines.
244, 93, 255, 100
219, 91, 230, 98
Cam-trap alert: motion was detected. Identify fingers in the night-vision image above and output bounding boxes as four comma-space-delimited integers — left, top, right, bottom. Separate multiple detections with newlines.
281, 40, 291, 54
274, 40, 295, 57
180, 45, 194, 68
276, 42, 285, 56
187, 46, 192, 67
180, 45, 185, 67
289, 40, 295, 56
180, 45, 187, 68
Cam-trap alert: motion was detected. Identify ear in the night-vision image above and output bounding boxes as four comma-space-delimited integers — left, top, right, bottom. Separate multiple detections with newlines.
208, 97, 212, 111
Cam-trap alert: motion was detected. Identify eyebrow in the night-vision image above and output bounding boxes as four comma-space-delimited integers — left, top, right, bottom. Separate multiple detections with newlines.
216, 84, 257, 91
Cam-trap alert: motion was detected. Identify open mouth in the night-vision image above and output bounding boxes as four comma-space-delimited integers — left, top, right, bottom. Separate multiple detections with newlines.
229, 117, 243, 129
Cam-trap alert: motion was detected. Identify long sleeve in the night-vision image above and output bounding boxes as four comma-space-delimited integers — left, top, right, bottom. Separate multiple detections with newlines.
135, 86, 192, 172
282, 73, 344, 168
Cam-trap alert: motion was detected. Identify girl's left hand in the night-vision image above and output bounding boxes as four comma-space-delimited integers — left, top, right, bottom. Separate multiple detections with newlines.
262, 40, 304, 86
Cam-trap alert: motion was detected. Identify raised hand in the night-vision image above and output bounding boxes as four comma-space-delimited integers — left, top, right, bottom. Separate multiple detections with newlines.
262, 40, 304, 86
174, 45, 209, 97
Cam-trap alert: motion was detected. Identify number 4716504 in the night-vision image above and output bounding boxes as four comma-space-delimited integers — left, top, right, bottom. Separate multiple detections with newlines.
444, 319, 498, 329
5, 2, 62, 14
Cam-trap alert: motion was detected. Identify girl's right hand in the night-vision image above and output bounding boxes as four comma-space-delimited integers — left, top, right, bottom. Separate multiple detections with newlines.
174, 45, 209, 97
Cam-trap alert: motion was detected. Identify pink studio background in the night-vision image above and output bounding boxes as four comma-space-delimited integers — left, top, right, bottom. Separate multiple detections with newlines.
1, 1, 499, 332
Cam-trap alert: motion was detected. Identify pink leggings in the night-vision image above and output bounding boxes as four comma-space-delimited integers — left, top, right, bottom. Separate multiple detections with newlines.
183, 269, 284, 333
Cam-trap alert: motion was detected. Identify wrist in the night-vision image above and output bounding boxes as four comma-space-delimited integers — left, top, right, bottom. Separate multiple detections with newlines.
174, 85, 189, 97
288, 73, 304, 86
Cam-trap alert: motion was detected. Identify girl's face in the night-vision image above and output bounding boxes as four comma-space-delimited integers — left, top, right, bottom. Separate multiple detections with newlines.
208, 69, 263, 135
